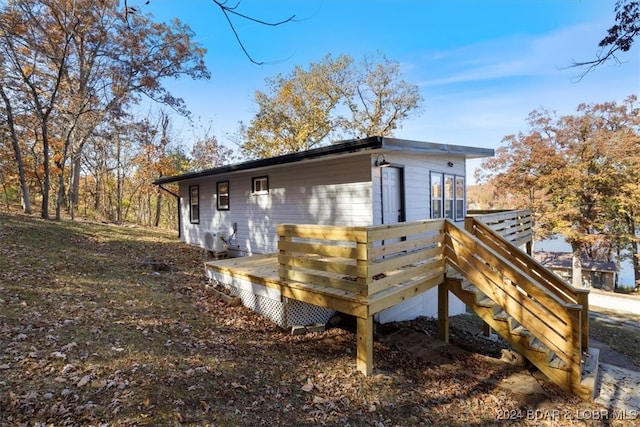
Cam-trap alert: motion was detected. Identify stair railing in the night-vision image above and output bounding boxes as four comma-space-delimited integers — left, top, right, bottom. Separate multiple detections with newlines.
444, 220, 584, 384
464, 215, 590, 352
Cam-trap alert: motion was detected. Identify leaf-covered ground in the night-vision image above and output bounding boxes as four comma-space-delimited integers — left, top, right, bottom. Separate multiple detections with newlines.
0, 213, 637, 426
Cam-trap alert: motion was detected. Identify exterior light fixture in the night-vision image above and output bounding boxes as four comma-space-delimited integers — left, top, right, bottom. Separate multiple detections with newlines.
447, 161, 454, 167
375, 154, 391, 167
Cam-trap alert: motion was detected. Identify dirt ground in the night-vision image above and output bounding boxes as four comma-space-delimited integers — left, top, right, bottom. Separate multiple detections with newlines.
2, 213, 639, 426
375, 312, 640, 373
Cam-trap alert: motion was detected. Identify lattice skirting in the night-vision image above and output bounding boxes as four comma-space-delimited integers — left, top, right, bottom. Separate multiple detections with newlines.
212, 278, 335, 329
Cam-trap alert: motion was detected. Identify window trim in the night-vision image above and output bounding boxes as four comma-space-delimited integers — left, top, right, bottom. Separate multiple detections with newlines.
444, 174, 455, 220
189, 185, 200, 224
455, 175, 465, 221
216, 180, 229, 211
430, 172, 465, 221
430, 172, 443, 219
252, 176, 269, 195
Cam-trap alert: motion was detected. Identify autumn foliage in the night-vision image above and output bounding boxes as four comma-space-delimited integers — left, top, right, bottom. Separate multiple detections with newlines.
0, 0, 209, 224
477, 96, 640, 289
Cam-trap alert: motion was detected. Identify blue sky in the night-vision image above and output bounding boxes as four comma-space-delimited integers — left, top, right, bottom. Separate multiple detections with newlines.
138, 0, 639, 180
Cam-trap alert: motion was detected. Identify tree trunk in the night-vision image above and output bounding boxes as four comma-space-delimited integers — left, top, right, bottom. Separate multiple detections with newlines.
571, 242, 584, 288
55, 172, 65, 221
116, 136, 123, 224
41, 130, 50, 220
0, 86, 31, 214
154, 187, 162, 227
634, 240, 640, 291
94, 174, 101, 212
70, 154, 82, 207
0, 169, 10, 211
615, 246, 621, 290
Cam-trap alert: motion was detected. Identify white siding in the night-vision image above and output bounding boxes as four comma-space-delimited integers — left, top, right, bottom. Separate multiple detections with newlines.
179, 155, 373, 254
376, 288, 466, 323
372, 152, 467, 224
371, 152, 468, 322
178, 150, 468, 322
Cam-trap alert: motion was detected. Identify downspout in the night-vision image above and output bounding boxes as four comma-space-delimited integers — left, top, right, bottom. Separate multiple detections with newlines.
158, 184, 181, 238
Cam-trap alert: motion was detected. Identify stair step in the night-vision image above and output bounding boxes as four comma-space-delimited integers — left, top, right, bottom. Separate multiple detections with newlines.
493, 309, 510, 321
510, 325, 531, 337
548, 352, 569, 371
581, 348, 599, 379
528, 338, 547, 353
462, 283, 478, 293
580, 348, 600, 400
476, 296, 494, 308
448, 275, 596, 400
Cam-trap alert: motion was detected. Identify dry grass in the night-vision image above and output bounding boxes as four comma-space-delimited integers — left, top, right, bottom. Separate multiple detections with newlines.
0, 213, 635, 426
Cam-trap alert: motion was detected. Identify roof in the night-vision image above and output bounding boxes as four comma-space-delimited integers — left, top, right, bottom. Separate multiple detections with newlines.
534, 251, 618, 273
153, 136, 494, 185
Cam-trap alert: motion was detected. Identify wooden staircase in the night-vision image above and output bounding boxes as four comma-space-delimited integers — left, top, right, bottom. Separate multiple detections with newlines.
442, 215, 599, 400
274, 210, 598, 399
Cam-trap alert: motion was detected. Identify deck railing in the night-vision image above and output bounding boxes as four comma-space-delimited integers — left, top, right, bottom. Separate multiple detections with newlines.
277, 220, 446, 300
467, 209, 533, 251
278, 210, 589, 390
445, 220, 583, 381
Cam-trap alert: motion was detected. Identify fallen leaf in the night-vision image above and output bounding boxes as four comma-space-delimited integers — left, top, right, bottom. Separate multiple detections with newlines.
77, 374, 92, 387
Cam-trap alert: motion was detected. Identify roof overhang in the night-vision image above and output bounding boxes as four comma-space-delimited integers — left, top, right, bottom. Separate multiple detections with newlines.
153, 136, 494, 185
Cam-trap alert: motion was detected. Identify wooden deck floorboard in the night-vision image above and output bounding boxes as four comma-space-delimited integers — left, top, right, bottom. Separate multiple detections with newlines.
205, 254, 444, 315
205, 254, 281, 287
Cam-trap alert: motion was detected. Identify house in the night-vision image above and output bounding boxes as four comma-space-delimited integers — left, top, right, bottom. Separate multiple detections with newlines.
154, 144, 599, 398
534, 251, 618, 290
154, 136, 494, 326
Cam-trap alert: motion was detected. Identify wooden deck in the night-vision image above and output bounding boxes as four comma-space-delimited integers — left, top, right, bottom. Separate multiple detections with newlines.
205, 251, 444, 320
204, 212, 597, 400
207, 219, 448, 376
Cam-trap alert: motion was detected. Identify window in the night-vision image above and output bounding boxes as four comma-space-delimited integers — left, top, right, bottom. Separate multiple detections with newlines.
252, 176, 269, 194
430, 172, 442, 218
216, 181, 229, 210
444, 174, 454, 220
189, 185, 199, 223
455, 176, 465, 220
431, 172, 465, 220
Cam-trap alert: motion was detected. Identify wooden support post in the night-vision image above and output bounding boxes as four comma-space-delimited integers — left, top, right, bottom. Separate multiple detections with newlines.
356, 316, 373, 375
357, 240, 370, 296
438, 283, 449, 343
577, 291, 589, 352
483, 322, 492, 337
464, 217, 475, 235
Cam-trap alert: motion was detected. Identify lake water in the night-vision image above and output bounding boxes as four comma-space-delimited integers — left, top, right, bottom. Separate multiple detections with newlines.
535, 236, 635, 288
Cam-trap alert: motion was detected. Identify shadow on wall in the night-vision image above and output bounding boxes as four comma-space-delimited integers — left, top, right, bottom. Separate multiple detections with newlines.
242, 183, 371, 254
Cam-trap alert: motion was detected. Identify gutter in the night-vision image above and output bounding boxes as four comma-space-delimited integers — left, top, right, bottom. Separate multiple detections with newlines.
158, 184, 181, 238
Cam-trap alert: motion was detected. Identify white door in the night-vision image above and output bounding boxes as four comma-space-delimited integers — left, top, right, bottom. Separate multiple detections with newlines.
381, 167, 403, 224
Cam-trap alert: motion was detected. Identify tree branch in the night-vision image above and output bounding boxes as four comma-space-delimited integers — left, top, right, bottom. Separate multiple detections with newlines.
124, 0, 296, 65
213, 0, 296, 65
566, 0, 639, 80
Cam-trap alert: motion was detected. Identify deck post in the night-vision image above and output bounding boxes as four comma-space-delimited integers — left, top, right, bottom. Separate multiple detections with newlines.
577, 291, 589, 352
482, 322, 493, 337
437, 282, 449, 343
356, 315, 373, 375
